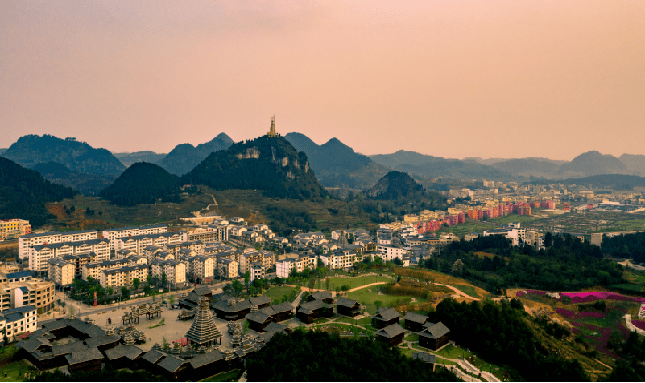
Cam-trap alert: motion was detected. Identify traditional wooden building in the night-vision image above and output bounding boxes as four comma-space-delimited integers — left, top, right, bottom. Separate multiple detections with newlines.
371, 307, 400, 329
297, 300, 333, 324
189, 350, 226, 381
245, 309, 274, 333
65, 347, 104, 373
84, 334, 121, 352
418, 322, 450, 350
212, 298, 252, 321
411, 352, 436, 371
308, 291, 333, 304
104, 344, 144, 370
404, 312, 428, 332
336, 297, 361, 317
249, 295, 271, 310
186, 297, 222, 347
157, 354, 191, 381
374, 323, 405, 347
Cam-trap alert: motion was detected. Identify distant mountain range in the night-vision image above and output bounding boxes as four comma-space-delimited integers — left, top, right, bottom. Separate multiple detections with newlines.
370, 150, 516, 181
530, 174, 645, 191
0, 157, 76, 227
113, 151, 167, 167
157, 133, 234, 176
2, 134, 125, 177
284, 133, 390, 189
181, 136, 327, 200
5, 131, 645, 200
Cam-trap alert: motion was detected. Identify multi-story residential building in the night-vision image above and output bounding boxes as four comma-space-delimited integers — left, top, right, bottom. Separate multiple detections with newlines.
217, 259, 238, 280
47, 258, 75, 287
99, 264, 149, 289
0, 219, 31, 241
0, 306, 37, 342
249, 262, 265, 282
239, 250, 275, 275
19, 230, 97, 260
102, 224, 167, 251
0, 271, 55, 313
82, 259, 130, 281
186, 225, 228, 243
376, 245, 407, 262
114, 232, 187, 253
29, 238, 110, 275
150, 259, 186, 288
320, 251, 361, 270
276, 258, 293, 279
190, 255, 215, 282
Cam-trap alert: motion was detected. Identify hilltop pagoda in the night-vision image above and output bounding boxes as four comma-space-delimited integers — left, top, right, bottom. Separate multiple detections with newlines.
267, 115, 279, 137
186, 297, 222, 347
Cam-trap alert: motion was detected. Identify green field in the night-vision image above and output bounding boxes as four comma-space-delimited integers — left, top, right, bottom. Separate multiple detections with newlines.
264, 286, 299, 304
346, 286, 428, 315
0, 346, 33, 382
325, 275, 392, 291
452, 284, 480, 299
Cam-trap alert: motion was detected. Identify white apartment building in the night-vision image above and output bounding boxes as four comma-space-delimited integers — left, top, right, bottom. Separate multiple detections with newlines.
47, 258, 75, 287
0, 306, 37, 342
190, 255, 215, 282
150, 259, 186, 287
376, 245, 408, 262
217, 259, 238, 279
114, 232, 187, 253
239, 250, 276, 275
320, 251, 361, 270
102, 224, 167, 251
186, 225, 228, 244
99, 264, 149, 289
82, 259, 130, 281
28, 238, 110, 274
249, 262, 265, 282
19, 230, 97, 260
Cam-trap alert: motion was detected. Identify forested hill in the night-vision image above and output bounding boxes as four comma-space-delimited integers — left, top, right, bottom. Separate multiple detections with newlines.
0, 157, 76, 227
33, 161, 115, 196
2, 134, 125, 177
100, 162, 181, 206
157, 133, 234, 176
366, 171, 423, 199
284, 132, 390, 189
181, 136, 327, 200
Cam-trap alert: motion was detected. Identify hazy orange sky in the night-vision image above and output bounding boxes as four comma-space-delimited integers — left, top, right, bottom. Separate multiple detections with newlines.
2, 1, 644, 160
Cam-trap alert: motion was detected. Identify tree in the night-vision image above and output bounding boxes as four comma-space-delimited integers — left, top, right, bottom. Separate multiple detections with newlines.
121, 286, 129, 299
451, 259, 464, 276
161, 272, 168, 287
374, 300, 383, 311
107, 286, 114, 296
231, 279, 244, 296
244, 271, 250, 287
132, 278, 140, 291
168, 295, 175, 306
325, 278, 330, 291
393, 257, 403, 266
544, 232, 553, 248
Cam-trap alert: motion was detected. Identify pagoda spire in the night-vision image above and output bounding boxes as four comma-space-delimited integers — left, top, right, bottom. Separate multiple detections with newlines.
267, 115, 278, 137
186, 297, 222, 347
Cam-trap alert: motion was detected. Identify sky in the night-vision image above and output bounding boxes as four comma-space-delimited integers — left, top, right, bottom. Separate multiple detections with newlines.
2, 0, 644, 160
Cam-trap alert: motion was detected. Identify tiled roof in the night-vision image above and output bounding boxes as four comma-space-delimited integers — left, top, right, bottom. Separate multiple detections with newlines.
52, 340, 87, 357
157, 355, 188, 373
189, 350, 224, 369
411, 352, 436, 364
335, 297, 358, 308
373, 307, 400, 321
84, 334, 121, 348
375, 323, 405, 339
420, 322, 450, 339
249, 296, 270, 307
104, 344, 144, 360
403, 312, 427, 324
65, 346, 104, 365
142, 349, 167, 364
298, 300, 325, 314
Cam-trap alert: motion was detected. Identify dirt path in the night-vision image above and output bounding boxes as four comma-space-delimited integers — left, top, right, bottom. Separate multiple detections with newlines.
347, 282, 387, 293
435, 283, 480, 300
